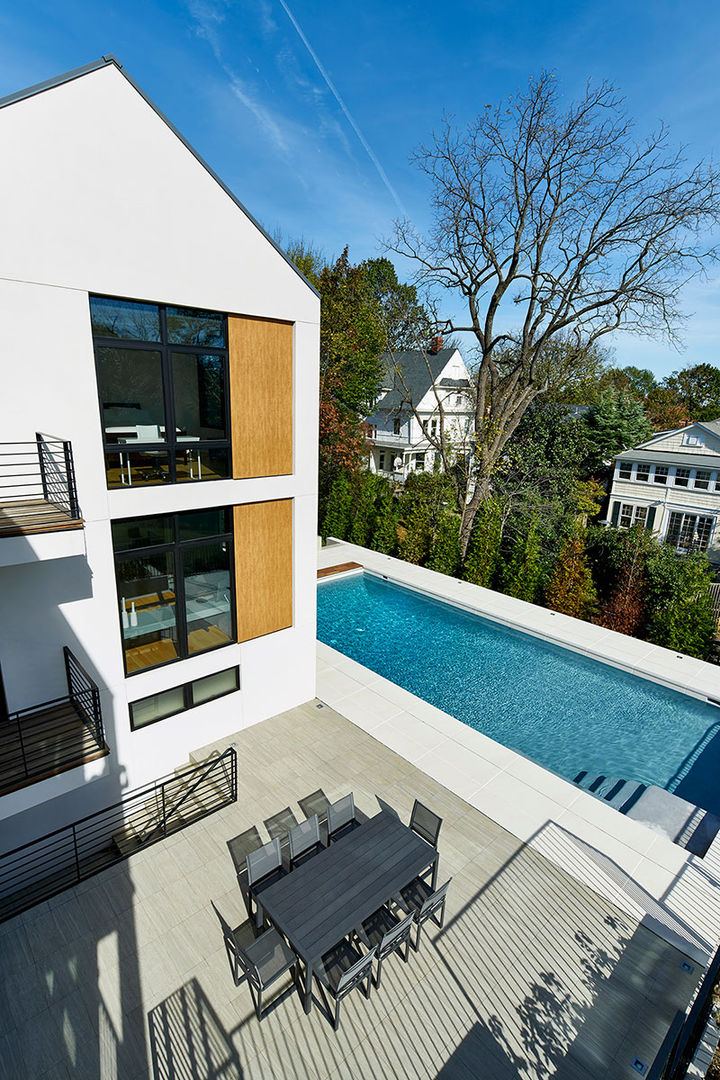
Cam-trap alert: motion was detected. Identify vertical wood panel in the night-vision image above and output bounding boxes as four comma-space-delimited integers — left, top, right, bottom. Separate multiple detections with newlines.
234, 499, 293, 642
228, 314, 293, 477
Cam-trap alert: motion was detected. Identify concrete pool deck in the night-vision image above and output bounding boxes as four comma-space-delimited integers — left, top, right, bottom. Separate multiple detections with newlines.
317, 540, 720, 967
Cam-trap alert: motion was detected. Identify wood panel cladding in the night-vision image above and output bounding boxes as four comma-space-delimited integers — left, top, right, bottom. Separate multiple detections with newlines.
228, 314, 293, 478
233, 499, 293, 642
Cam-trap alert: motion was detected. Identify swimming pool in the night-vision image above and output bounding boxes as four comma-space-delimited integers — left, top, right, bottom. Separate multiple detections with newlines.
317, 572, 720, 815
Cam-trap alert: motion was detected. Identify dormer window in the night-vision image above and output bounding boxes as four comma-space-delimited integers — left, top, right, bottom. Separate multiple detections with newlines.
683, 433, 701, 447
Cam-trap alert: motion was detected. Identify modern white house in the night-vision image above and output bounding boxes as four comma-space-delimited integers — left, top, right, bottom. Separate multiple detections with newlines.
365, 340, 473, 482
608, 418, 720, 563
0, 57, 319, 849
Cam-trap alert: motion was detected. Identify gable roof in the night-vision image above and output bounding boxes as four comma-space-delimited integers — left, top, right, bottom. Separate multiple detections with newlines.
0, 56, 319, 299
637, 417, 720, 449
376, 348, 470, 409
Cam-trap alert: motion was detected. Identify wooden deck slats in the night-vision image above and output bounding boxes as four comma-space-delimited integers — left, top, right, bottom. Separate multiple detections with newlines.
0, 498, 84, 537
317, 562, 363, 578
0, 701, 107, 795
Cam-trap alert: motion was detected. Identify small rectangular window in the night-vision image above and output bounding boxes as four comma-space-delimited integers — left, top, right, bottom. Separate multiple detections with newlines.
674, 468, 690, 487
129, 686, 186, 730
191, 667, 239, 706
636, 463, 650, 482
653, 466, 668, 485
618, 462, 632, 479
694, 470, 711, 490
619, 504, 634, 528
90, 296, 161, 341
129, 665, 240, 730
393, 418, 401, 436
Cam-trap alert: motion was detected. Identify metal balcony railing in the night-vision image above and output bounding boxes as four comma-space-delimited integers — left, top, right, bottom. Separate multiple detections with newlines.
0, 433, 81, 536
0, 647, 106, 795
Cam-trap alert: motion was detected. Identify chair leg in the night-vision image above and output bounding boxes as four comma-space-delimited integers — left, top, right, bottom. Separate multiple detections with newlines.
375, 956, 383, 991
403, 938, 411, 963
334, 997, 341, 1032
415, 919, 423, 952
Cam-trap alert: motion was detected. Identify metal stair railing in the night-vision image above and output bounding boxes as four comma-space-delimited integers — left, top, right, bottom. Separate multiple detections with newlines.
0, 746, 238, 922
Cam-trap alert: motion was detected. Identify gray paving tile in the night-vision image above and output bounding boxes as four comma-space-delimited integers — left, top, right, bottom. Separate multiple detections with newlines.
0, 701, 703, 1080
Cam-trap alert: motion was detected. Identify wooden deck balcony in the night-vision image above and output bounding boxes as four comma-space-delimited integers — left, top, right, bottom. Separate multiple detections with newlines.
0, 434, 83, 538
0, 648, 107, 796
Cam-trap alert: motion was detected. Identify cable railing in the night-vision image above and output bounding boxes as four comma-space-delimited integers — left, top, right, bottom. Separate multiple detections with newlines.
0, 433, 80, 533
0, 646, 105, 793
0, 746, 237, 922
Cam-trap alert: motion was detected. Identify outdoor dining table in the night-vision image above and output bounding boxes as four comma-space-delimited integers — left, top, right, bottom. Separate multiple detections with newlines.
256, 809, 439, 1014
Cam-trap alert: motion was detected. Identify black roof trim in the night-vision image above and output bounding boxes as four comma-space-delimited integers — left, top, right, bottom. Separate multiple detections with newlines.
0, 55, 319, 299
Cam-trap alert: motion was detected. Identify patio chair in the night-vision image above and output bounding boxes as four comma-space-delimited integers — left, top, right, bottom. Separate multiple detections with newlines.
327, 793, 359, 843
246, 837, 286, 929
263, 807, 299, 842
298, 788, 330, 822
409, 800, 443, 848
211, 903, 298, 1022
227, 826, 263, 916
358, 906, 415, 989
397, 878, 452, 951
314, 939, 377, 1031
288, 814, 323, 869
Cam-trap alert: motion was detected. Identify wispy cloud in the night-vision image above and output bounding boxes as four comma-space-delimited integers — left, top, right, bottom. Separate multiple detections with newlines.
184, 0, 290, 154
276, 0, 407, 216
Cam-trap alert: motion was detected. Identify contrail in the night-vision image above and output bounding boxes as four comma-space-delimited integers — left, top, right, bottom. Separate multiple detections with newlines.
277, 0, 407, 217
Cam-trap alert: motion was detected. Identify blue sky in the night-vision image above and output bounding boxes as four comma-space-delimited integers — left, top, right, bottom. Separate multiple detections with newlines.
2, 0, 720, 376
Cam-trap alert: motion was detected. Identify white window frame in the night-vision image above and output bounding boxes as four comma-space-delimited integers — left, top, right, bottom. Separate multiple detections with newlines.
653, 465, 668, 485
665, 511, 715, 553
618, 461, 632, 479
693, 469, 712, 491
619, 503, 648, 529
635, 463, 651, 483
674, 467, 690, 487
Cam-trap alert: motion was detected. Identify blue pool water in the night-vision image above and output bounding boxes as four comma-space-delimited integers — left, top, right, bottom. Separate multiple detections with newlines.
318, 573, 720, 815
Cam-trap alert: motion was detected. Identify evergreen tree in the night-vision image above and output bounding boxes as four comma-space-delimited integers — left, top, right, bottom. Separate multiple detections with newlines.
463, 498, 503, 587
348, 474, 379, 547
321, 474, 353, 541
546, 530, 598, 619
645, 547, 716, 658
582, 389, 653, 473
426, 514, 461, 576
371, 491, 399, 555
501, 519, 542, 603
398, 505, 430, 565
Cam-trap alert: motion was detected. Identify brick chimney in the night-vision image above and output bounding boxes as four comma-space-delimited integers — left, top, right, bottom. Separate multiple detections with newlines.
428, 335, 444, 355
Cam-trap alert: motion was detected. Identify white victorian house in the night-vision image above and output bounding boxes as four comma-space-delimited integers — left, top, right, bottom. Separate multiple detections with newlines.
608, 419, 720, 564
365, 339, 473, 482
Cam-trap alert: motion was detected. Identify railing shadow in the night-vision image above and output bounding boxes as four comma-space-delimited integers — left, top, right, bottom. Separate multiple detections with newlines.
149, 977, 244, 1080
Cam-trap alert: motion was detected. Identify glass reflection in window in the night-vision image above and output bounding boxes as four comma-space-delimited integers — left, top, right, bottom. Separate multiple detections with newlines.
116, 552, 178, 674
182, 542, 233, 654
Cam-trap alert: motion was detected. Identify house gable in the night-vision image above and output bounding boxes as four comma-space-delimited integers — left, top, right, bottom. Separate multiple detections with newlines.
0, 57, 318, 322
636, 421, 720, 459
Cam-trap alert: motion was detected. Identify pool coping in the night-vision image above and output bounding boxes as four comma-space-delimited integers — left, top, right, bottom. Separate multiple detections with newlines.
317, 539, 720, 967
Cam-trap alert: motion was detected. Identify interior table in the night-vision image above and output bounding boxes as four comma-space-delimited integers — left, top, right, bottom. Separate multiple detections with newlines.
257, 809, 438, 1014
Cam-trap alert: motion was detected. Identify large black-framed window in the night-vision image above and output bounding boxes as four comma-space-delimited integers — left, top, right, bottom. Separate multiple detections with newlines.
91, 295, 231, 488
112, 508, 236, 675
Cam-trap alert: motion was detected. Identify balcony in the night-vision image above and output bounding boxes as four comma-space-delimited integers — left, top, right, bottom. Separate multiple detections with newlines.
0, 434, 83, 537
0, 647, 107, 796
370, 429, 411, 447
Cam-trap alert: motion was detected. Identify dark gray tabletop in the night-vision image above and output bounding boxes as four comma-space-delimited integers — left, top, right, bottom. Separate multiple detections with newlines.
258, 810, 437, 964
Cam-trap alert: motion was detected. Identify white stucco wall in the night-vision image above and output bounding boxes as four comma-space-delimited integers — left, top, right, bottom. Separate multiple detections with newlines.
0, 63, 319, 839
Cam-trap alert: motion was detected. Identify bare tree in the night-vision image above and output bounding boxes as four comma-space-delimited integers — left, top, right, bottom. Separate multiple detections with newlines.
393, 72, 720, 560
